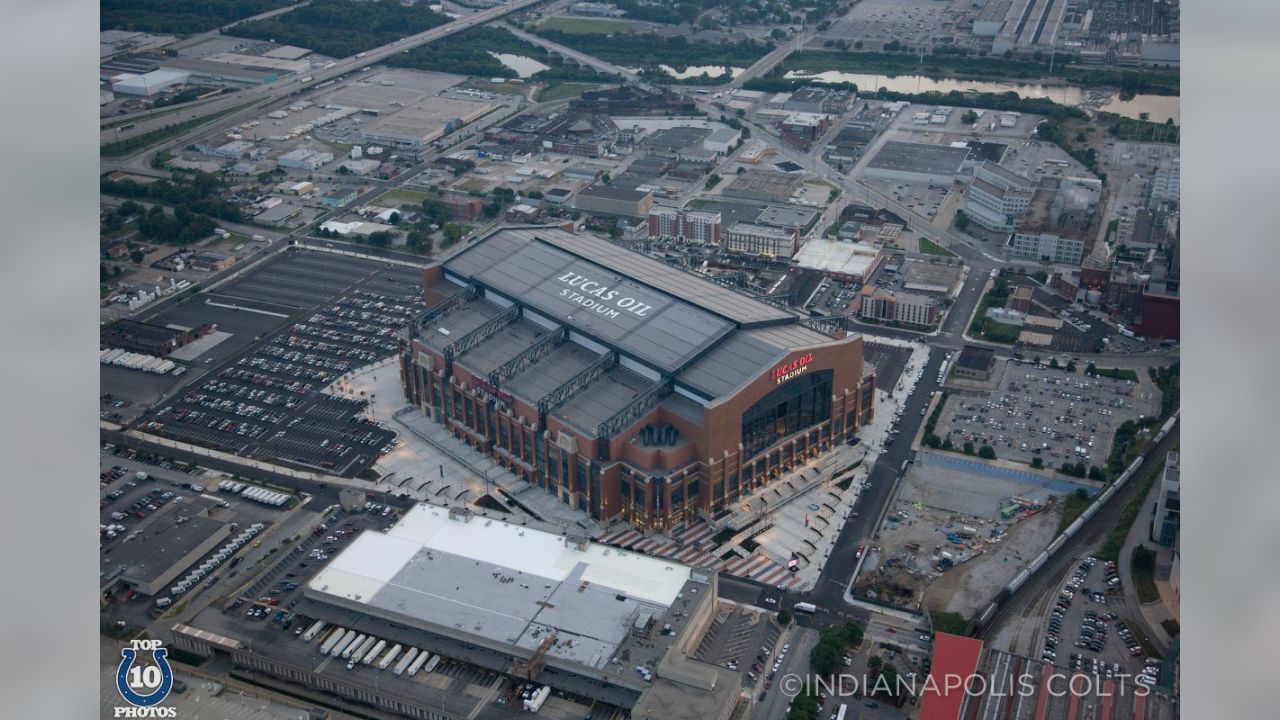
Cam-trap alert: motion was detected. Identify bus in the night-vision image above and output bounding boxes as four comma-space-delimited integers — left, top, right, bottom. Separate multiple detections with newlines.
793, 602, 817, 613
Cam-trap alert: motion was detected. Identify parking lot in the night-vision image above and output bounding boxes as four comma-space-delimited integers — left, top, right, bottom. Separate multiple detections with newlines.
933, 362, 1160, 470
692, 604, 783, 693
862, 340, 913, 393
1039, 555, 1162, 689
142, 251, 425, 477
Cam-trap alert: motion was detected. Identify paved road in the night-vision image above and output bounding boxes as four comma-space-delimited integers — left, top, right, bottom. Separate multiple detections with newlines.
101, 0, 542, 153
501, 23, 638, 81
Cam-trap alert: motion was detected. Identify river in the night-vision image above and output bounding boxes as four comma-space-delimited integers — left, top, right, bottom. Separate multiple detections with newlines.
783, 69, 1179, 124
659, 64, 746, 80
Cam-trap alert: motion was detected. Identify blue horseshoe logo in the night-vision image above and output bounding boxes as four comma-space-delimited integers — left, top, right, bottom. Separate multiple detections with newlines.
116, 647, 174, 707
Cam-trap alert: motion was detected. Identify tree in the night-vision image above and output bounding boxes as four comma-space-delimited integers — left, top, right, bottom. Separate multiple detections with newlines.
388, 211, 401, 225
1066, 360, 1077, 373
777, 609, 792, 626
601, 172, 611, 184
1088, 465, 1106, 481
978, 445, 996, 460
961, 109, 979, 125
955, 212, 970, 230
1031, 456, 1044, 469
443, 223, 466, 246
854, 40, 863, 49
770, 28, 786, 41
365, 230, 394, 247
129, 248, 146, 264
963, 441, 975, 456
1086, 362, 1097, 376
924, 434, 941, 449
1049, 358, 1060, 369
102, 212, 124, 233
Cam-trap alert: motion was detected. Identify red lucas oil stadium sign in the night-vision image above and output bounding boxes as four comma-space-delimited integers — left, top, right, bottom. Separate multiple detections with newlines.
772, 353, 813, 385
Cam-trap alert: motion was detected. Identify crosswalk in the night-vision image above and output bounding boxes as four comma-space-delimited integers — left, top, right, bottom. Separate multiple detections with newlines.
596, 523, 803, 590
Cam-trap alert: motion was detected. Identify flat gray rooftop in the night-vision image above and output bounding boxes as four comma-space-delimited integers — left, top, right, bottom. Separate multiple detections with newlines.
417, 295, 505, 353
445, 229, 744, 372
867, 141, 971, 176
102, 498, 227, 587
505, 342, 601, 405
454, 318, 547, 378
553, 366, 653, 437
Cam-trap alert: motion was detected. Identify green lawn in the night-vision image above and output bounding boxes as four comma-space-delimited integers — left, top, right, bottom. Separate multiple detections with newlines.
918, 237, 957, 257
1091, 367, 1140, 382
538, 81, 609, 103
686, 198, 712, 209
1130, 544, 1160, 603
1099, 458, 1165, 562
1057, 488, 1092, 533
930, 610, 970, 636
537, 16, 634, 34
376, 189, 434, 208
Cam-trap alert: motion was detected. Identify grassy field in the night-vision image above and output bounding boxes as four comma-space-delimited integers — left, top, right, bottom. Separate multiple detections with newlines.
538, 81, 609, 103
1057, 488, 1092, 533
918, 237, 957, 257
376, 189, 434, 208
1091, 367, 1140, 382
537, 16, 634, 34
1130, 544, 1160, 603
930, 610, 970, 636
1099, 458, 1164, 562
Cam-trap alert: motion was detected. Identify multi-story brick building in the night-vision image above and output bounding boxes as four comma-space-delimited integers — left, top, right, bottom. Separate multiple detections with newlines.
647, 207, 723, 245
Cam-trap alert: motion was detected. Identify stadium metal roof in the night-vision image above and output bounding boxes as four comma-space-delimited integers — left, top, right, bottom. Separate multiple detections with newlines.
443, 229, 797, 374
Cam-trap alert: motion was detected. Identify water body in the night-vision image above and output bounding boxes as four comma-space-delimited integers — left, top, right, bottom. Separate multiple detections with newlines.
784, 69, 1179, 124
659, 64, 745, 80
489, 52, 550, 78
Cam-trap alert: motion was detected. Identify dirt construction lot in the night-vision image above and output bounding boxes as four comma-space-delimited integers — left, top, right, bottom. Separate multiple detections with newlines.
854, 449, 1097, 619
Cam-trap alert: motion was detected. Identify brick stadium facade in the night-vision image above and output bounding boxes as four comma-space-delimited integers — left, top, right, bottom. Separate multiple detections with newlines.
400, 227, 875, 532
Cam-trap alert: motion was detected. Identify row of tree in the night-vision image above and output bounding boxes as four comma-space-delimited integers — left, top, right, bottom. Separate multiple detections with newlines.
235, 0, 447, 58
102, 0, 290, 34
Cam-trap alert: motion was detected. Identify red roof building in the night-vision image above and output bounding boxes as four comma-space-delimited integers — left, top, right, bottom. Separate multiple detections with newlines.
919, 633, 985, 720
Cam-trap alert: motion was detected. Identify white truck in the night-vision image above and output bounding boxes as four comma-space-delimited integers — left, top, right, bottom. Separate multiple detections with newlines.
319, 628, 348, 655
393, 648, 419, 676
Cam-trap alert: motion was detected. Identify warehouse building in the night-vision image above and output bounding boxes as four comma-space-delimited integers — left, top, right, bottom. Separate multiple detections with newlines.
160, 57, 280, 87
110, 69, 189, 96
101, 319, 214, 356
400, 227, 875, 531
792, 239, 885, 283
277, 148, 334, 171
573, 185, 654, 217
722, 222, 799, 258
864, 141, 971, 186
722, 170, 804, 203
174, 503, 739, 720
362, 97, 494, 150
100, 498, 231, 597
951, 345, 996, 380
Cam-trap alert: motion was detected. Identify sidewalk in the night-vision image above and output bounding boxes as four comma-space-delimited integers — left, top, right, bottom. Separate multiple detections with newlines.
1117, 466, 1176, 654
